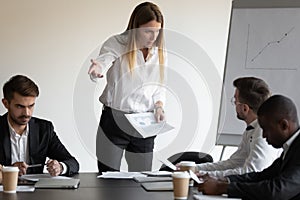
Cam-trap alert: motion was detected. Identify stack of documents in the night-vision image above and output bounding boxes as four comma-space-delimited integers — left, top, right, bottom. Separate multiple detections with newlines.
97, 171, 175, 192
134, 171, 172, 183
97, 171, 147, 179
97, 171, 174, 179
141, 171, 172, 177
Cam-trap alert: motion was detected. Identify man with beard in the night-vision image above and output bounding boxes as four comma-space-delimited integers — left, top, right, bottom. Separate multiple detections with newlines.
0, 75, 79, 176
194, 77, 279, 178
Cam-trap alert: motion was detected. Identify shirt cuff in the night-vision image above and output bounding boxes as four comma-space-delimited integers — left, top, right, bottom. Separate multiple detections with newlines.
60, 162, 68, 175
226, 177, 231, 184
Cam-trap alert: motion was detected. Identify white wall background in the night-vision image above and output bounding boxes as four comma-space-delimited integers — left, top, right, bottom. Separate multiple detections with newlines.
0, 0, 232, 172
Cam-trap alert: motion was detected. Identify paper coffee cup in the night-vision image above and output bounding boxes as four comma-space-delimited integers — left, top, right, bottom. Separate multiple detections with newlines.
0, 164, 3, 184
2, 166, 19, 193
179, 161, 196, 172
179, 161, 196, 186
172, 171, 190, 199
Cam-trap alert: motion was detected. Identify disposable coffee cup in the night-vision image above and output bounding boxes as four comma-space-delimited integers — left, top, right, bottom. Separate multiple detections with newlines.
172, 171, 190, 199
2, 166, 19, 193
179, 161, 196, 186
179, 161, 196, 172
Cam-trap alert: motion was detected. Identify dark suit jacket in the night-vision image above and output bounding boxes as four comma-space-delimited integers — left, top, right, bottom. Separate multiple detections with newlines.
0, 113, 79, 176
227, 131, 300, 200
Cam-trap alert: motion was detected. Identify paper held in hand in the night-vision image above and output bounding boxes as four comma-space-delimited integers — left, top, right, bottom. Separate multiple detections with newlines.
125, 112, 174, 138
157, 157, 177, 171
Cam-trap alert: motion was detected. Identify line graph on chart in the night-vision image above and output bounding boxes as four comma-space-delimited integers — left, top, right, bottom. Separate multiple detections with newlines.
244, 23, 299, 70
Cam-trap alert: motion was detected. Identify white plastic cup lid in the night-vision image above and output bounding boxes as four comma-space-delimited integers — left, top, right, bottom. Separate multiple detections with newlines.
172, 171, 190, 178
2, 166, 19, 172
179, 161, 196, 167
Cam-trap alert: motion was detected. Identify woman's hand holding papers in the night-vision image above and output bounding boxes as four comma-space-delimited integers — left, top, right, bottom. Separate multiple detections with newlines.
154, 102, 165, 122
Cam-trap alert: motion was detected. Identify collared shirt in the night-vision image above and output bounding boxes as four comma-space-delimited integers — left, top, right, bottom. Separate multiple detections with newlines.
95, 33, 167, 113
8, 119, 29, 164
282, 129, 300, 160
197, 119, 281, 178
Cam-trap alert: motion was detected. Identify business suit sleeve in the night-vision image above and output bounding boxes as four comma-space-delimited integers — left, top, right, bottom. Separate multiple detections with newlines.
45, 122, 80, 176
227, 154, 300, 200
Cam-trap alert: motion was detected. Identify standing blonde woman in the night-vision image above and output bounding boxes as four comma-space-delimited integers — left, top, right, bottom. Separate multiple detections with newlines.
88, 2, 167, 174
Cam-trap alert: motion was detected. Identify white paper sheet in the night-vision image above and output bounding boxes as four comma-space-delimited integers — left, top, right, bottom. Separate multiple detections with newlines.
97, 171, 147, 179
193, 193, 241, 200
125, 112, 174, 138
0, 185, 35, 192
189, 170, 203, 184
157, 157, 177, 170
141, 171, 172, 177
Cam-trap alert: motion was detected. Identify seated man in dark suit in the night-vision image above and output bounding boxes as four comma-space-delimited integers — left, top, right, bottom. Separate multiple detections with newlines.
198, 95, 300, 200
0, 75, 79, 176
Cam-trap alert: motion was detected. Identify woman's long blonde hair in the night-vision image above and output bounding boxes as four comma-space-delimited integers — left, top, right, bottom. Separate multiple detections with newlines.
124, 2, 165, 82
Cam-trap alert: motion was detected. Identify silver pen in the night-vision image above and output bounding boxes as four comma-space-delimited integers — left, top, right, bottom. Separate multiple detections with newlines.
27, 163, 45, 168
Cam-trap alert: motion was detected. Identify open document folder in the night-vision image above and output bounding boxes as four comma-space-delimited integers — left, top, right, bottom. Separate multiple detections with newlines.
125, 112, 174, 138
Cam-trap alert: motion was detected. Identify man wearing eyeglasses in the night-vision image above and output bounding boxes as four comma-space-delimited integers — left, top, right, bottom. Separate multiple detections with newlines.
196, 77, 280, 178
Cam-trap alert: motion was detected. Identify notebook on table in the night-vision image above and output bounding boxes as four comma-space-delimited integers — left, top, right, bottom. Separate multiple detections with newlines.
34, 178, 80, 189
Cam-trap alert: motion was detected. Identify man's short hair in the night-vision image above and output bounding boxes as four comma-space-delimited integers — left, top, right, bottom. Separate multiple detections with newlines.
3, 75, 39, 102
233, 77, 270, 114
257, 94, 299, 124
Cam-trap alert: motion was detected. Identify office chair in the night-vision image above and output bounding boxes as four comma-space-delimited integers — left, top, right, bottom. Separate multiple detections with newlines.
159, 151, 213, 171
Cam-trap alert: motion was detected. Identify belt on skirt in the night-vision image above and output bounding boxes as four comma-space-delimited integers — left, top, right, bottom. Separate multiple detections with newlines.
102, 105, 133, 115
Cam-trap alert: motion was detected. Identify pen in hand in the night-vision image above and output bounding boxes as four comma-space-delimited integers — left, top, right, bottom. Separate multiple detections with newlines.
27, 163, 46, 168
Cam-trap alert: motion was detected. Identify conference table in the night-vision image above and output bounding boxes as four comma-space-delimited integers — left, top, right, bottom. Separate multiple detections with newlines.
0, 173, 200, 200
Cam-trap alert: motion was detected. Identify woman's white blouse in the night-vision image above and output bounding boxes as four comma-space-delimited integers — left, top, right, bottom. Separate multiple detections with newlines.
95, 33, 167, 113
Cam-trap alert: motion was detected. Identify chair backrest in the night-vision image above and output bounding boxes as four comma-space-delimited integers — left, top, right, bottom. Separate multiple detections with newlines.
159, 151, 213, 171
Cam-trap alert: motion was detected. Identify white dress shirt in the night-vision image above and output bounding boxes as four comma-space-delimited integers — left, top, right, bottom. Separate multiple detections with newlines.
8, 120, 29, 164
95, 33, 167, 113
197, 119, 281, 178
